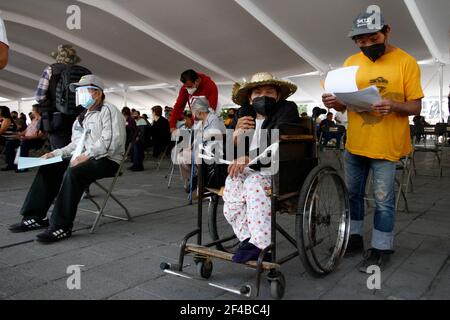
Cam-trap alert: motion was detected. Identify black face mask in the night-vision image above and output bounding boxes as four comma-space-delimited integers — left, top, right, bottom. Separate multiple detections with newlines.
360, 43, 386, 62
252, 96, 277, 117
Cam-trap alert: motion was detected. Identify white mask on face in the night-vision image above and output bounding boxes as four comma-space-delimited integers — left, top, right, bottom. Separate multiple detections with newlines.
186, 87, 197, 95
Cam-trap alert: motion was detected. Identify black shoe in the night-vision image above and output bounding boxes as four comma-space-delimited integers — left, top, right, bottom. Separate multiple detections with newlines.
15, 169, 29, 173
358, 248, 393, 273
344, 234, 364, 257
36, 227, 72, 244
8, 217, 49, 233
131, 166, 144, 172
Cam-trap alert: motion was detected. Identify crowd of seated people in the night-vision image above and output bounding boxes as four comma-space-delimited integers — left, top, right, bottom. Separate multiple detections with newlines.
0, 105, 48, 172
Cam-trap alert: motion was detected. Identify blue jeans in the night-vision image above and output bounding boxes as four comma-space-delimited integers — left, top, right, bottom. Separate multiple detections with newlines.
344, 151, 396, 250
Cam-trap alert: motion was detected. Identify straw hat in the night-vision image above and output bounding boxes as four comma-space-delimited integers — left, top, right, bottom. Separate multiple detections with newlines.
50, 44, 81, 65
232, 72, 297, 106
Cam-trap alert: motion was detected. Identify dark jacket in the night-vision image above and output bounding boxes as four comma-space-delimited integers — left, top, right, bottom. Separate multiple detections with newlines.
150, 116, 171, 157
232, 99, 300, 166
232, 99, 300, 130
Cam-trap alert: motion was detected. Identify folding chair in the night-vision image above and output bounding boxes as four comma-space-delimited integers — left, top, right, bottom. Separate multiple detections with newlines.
165, 137, 183, 189
412, 123, 446, 178
363, 155, 412, 213
394, 154, 413, 212
80, 143, 133, 233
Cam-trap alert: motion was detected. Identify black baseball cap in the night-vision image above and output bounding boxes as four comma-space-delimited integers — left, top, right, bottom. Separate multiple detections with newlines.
348, 11, 386, 38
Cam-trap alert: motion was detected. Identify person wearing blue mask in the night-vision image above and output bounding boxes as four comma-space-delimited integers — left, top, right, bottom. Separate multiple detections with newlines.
8, 75, 127, 243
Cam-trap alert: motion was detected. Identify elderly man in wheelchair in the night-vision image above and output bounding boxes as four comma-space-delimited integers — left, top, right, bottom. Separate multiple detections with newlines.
223, 72, 300, 263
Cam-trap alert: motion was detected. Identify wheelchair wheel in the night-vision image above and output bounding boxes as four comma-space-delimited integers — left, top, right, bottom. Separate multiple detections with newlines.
268, 271, 286, 300
296, 165, 350, 277
207, 194, 240, 253
196, 259, 213, 279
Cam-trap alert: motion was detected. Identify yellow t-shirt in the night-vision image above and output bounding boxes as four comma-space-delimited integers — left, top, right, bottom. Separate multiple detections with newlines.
343, 48, 424, 161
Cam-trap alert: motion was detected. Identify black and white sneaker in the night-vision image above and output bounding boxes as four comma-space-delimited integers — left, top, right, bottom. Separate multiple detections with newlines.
36, 228, 72, 244
8, 217, 49, 233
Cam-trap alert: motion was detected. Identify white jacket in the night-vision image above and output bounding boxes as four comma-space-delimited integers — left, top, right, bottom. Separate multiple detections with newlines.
52, 102, 126, 164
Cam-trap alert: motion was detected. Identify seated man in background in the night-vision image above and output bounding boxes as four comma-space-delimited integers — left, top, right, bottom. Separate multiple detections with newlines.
149, 105, 171, 158
122, 107, 144, 171
224, 108, 237, 129
8, 75, 126, 243
319, 112, 343, 149
2, 104, 47, 172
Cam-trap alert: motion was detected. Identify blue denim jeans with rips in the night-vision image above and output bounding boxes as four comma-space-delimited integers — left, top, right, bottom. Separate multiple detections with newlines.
344, 150, 396, 251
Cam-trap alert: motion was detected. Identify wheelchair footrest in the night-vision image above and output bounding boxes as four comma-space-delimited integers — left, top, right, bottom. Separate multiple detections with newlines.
185, 244, 280, 270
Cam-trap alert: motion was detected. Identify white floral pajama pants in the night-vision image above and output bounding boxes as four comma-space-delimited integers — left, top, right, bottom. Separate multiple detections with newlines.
222, 168, 272, 249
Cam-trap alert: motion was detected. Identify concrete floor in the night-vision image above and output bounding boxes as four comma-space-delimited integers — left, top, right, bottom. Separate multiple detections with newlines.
0, 149, 449, 300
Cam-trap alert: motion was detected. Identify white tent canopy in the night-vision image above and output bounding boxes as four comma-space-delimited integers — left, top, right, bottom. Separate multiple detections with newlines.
0, 0, 449, 119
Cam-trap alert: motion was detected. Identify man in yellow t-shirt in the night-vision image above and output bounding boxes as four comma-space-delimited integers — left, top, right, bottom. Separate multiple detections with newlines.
322, 10, 423, 273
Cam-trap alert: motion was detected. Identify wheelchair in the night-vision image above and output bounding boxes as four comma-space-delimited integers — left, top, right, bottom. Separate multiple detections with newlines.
161, 118, 351, 299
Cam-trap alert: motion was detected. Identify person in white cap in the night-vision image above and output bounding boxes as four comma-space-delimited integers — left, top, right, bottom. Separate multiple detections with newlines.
8, 75, 127, 243
0, 14, 9, 69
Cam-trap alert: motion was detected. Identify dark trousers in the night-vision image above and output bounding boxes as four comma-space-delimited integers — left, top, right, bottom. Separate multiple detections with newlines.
20, 139, 45, 157
4, 139, 20, 167
4, 139, 47, 167
20, 157, 119, 229
132, 141, 144, 169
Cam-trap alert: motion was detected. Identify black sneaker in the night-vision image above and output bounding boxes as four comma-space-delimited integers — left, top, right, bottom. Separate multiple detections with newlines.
36, 227, 72, 244
358, 248, 393, 273
8, 217, 49, 233
344, 234, 364, 257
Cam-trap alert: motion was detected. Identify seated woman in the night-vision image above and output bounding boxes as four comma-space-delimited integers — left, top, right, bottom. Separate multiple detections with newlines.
0, 105, 18, 171
177, 96, 226, 192
224, 72, 300, 263
2, 104, 47, 172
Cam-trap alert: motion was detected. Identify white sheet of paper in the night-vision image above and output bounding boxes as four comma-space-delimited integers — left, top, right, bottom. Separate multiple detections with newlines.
324, 66, 382, 112
17, 156, 63, 170
324, 66, 359, 93
334, 85, 382, 112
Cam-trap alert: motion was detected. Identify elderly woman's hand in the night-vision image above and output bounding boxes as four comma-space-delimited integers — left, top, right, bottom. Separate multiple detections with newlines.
233, 116, 255, 143
228, 156, 250, 178
235, 116, 255, 131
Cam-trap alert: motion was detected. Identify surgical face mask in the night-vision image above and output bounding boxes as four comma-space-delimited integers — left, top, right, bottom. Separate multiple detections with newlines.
360, 43, 386, 62
186, 86, 197, 95
76, 86, 99, 109
252, 96, 277, 117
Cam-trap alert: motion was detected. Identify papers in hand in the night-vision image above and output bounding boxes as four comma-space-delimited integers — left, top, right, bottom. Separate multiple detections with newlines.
17, 156, 63, 170
324, 66, 381, 112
